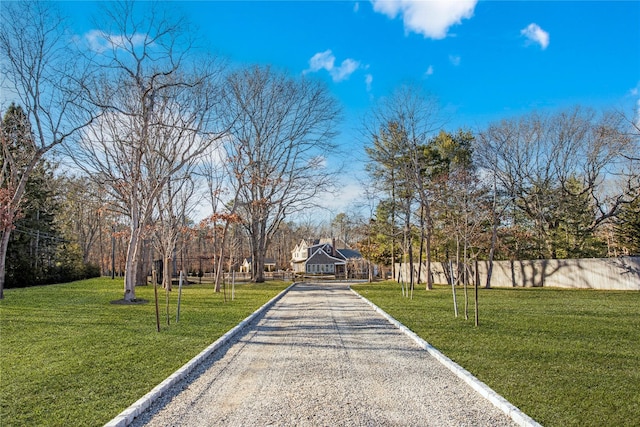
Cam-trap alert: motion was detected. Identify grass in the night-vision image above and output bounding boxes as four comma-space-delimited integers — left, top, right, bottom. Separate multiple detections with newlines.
351, 281, 640, 427
0, 277, 290, 426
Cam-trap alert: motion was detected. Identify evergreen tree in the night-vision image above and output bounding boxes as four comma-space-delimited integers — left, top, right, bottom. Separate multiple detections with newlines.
5, 163, 59, 287
2, 104, 60, 287
2, 105, 97, 287
614, 198, 640, 255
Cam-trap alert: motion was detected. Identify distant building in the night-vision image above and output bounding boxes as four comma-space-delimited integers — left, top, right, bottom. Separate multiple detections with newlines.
240, 257, 276, 273
291, 238, 368, 278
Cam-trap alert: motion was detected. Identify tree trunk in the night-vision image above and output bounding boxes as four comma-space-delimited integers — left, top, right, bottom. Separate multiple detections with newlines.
0, 228, 11, 299
463, 237, 469, 321
215, 245, 225, 292
215, 218, 236, 292
404, 200, 414, 298
249, 219, 266, 283
163, 255, 172, 291
124, 224, 141, 301
390, 177, 396, 282
253, 247, 266, 283
136, 241, 147, 287
449, 260, 458, 317
425, 211, 433, 290
486, 223, 497, 289
486, 173, 499, 289
417, 207, 425, 286
474, 260, 479, 326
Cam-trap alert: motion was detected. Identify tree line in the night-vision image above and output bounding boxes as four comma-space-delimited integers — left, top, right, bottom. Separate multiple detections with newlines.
0, 1, 341, 299
358, 85, 639, 294
1, 1, 638, 303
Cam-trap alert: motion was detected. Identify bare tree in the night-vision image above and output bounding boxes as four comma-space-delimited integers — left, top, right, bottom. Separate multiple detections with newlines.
69, 1, 229, 301
0, 1, 93, 299
55, 175, 108, 264
221, 65, 341, 282
151, 172, 195, 325
477, 107, 638, 260
197, 143, 244, 292
617, 105, 640, 162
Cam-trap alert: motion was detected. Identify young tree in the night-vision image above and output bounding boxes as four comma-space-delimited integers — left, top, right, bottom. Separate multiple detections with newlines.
0, 2, 92, 298
221, 65, 341, 282
70, 2, 229, 301
197, 143, 244, 292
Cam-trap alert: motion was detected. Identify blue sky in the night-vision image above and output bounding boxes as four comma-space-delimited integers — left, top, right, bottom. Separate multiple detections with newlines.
55, 1, 640, 214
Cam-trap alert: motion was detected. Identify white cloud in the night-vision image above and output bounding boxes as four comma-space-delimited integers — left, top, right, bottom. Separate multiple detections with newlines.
449, 55, 461, 66
365, 74, 373, 91
315, 181, 364, 212
371, 0, 478, 39
354, 2, 360, 13
520, 23, 550, 50
84, 30, 110, 52
425, 65, 434, 76
308, 50, 335, 72
305, 50, 361, 82
333, 58, 360, 81
84, 29, 147, 53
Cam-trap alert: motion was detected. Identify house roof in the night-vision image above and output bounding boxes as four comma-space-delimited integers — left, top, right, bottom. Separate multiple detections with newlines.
337, 248, 362, 259
306, 248, 346, 265
290, 238, 364, 267
309, 243, 346, 260
319, 237, 349, 249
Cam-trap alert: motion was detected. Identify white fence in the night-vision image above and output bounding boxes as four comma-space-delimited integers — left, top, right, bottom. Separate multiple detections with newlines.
396, 257, 640, 291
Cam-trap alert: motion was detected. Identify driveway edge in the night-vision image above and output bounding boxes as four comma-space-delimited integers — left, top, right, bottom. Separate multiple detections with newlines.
104, 283, 297, 427
350, 288, 542, 427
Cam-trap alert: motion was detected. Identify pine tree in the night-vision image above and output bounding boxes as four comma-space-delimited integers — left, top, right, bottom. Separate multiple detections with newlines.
2, 104, 62, 287
614, 198, 640, 255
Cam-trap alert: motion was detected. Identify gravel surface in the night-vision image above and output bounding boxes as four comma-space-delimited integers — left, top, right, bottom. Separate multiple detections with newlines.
130, 282, 517, 427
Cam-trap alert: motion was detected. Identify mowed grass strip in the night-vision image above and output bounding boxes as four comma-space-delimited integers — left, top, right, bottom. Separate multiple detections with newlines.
0, 277, 290, 426
351, 282, 640, 427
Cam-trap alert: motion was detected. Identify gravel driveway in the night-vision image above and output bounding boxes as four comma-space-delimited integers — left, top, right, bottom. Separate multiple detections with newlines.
129, 282, 518, 426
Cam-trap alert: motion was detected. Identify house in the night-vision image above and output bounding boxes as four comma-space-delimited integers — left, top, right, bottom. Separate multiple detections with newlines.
240, 257, 276, 273
291, 238, 366, 278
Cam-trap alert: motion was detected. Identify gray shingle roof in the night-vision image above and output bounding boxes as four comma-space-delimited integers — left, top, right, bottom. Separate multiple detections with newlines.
337, 248, 362, 259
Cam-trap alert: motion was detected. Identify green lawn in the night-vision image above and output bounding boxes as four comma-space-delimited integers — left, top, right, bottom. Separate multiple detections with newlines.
0, 277, 290, 426
351, 282, 640, 427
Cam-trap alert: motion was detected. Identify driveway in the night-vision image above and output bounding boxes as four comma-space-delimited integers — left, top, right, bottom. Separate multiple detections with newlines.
130, 282, 517, 426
